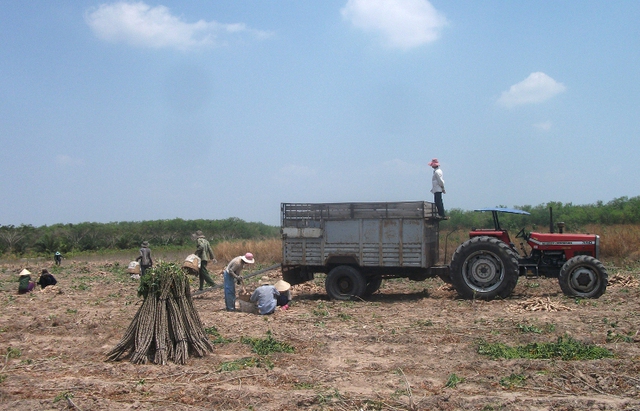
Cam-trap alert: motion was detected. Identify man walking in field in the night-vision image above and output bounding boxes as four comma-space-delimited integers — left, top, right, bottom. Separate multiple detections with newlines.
136, 241, 153, 277
54, 251, 62, 265
429, 158, 447, 218
194, 230, 217, 291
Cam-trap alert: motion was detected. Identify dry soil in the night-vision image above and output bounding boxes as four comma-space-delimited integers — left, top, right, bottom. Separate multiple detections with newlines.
1, 257, 639, 410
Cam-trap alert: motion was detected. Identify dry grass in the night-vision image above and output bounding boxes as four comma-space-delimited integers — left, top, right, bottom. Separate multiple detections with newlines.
587, 224, 640, 261
213, 238, 281, 265
210, 224, 640, 267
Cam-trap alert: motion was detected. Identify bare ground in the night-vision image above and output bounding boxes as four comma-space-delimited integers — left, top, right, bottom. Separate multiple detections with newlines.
1, 257, 639, 411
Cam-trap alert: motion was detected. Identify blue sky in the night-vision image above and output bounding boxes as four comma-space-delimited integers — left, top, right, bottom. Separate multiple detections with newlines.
1, 1, 639, 227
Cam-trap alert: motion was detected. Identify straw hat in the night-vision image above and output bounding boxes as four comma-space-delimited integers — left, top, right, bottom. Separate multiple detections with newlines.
19, 269, 31, 277
260, 276, 271, 285
141, 241, 149, 247
428, 158, 440, 167
274, 280, 291, 292
241, 252, 255, 264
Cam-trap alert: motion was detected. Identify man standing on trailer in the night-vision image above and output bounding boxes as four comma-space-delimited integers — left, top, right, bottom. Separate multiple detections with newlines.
429, 158, 446, 218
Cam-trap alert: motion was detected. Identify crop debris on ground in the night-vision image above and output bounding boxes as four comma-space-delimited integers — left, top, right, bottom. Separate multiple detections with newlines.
0, 257, 639, 410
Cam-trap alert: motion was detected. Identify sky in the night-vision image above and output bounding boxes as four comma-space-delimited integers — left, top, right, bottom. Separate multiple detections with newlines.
1, 1, 639, 227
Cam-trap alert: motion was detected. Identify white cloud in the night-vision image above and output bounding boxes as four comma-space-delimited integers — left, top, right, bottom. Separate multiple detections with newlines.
341, 0, 448, 50
85, 2, 272, 50
498, 72, 566, 108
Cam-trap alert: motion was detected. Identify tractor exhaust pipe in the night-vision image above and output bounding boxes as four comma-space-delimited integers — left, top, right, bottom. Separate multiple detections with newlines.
549, 207, 554, 233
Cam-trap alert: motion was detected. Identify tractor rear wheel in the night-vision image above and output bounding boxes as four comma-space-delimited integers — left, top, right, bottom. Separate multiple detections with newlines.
325, 265, 366, 300
450, 236, 519, 300
559, 255, 608, 298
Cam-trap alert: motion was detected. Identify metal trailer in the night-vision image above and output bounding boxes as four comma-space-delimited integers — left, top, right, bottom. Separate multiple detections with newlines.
281, 201, 445, 300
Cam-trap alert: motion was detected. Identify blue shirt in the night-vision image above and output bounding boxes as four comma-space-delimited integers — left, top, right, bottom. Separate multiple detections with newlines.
250, 285, 280, 315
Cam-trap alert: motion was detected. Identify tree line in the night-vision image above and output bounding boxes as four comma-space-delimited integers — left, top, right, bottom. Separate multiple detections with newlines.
0, 217, 279, 256
446, 196, 640, 232
1, 196, 639, 256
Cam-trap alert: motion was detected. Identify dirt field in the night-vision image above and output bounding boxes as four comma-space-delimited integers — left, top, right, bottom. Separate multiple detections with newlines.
1, 256, 639, 411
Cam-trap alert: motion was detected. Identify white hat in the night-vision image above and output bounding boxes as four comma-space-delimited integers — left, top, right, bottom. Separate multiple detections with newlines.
260, 276, 271, 285
274, 280, 291, 292
19, 269, 31, 276
241, 252, 255, 264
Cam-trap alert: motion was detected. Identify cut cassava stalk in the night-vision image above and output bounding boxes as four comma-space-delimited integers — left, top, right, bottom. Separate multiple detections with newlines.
106, 262, 213, 365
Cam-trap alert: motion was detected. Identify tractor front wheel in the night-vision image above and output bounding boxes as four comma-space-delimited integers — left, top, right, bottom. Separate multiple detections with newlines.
325, 265, 366, 300
559, 255, 608, 298
450, 236, 520, 300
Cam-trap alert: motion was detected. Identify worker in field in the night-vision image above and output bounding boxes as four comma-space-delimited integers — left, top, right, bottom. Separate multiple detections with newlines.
37, 269, 57, 289
54, 251, 62, 265
428, 158, 447, 218
136, 241, 153, 277
194, 230, 217, 291
223, 252, 255, 311
250, 276, 280, 315
274, 279, 292, 310
18, 269, 35, 294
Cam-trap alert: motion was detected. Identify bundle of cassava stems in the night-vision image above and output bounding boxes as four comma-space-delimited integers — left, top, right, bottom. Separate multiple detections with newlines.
106, 262, 213, 365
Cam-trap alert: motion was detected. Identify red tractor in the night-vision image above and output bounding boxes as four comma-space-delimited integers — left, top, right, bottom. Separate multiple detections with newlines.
449, 208, 608, 300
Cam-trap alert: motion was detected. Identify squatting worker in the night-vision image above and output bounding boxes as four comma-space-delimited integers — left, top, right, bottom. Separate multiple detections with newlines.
18, 269, 35, 294
250, 276, 280, 315
136, 241, 153, 277
223, 252, 255, 311
37, 269, 57, 289
194, 230, 217, 291
274, 279, 292, 310
429, 158, 446, 218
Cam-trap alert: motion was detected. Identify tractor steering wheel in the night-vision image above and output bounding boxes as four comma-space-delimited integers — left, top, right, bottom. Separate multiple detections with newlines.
516, 227, 528, 240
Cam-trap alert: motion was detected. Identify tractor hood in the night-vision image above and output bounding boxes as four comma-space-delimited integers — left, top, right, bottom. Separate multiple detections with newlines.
528, 232, 600, 259
528, 232, 599, 245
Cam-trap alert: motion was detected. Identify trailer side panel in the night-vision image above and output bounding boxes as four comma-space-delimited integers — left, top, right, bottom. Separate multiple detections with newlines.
282, 201, 440, 275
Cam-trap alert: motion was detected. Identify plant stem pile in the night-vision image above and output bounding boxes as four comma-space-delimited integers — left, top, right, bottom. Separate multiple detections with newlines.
106, 262, 214, 365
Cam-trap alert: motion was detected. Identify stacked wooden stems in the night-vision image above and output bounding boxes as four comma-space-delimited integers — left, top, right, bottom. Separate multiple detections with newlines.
106, 262, 213, 365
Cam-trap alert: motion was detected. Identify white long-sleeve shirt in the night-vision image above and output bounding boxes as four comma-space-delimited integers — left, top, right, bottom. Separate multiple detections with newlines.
431, 167, 445, 193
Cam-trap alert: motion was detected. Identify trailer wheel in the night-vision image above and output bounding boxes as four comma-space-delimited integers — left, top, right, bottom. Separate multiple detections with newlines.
450, 236, 519, 300
559, 255, 608, 298
363, 276, 383, 297
326, 265, 366, 300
